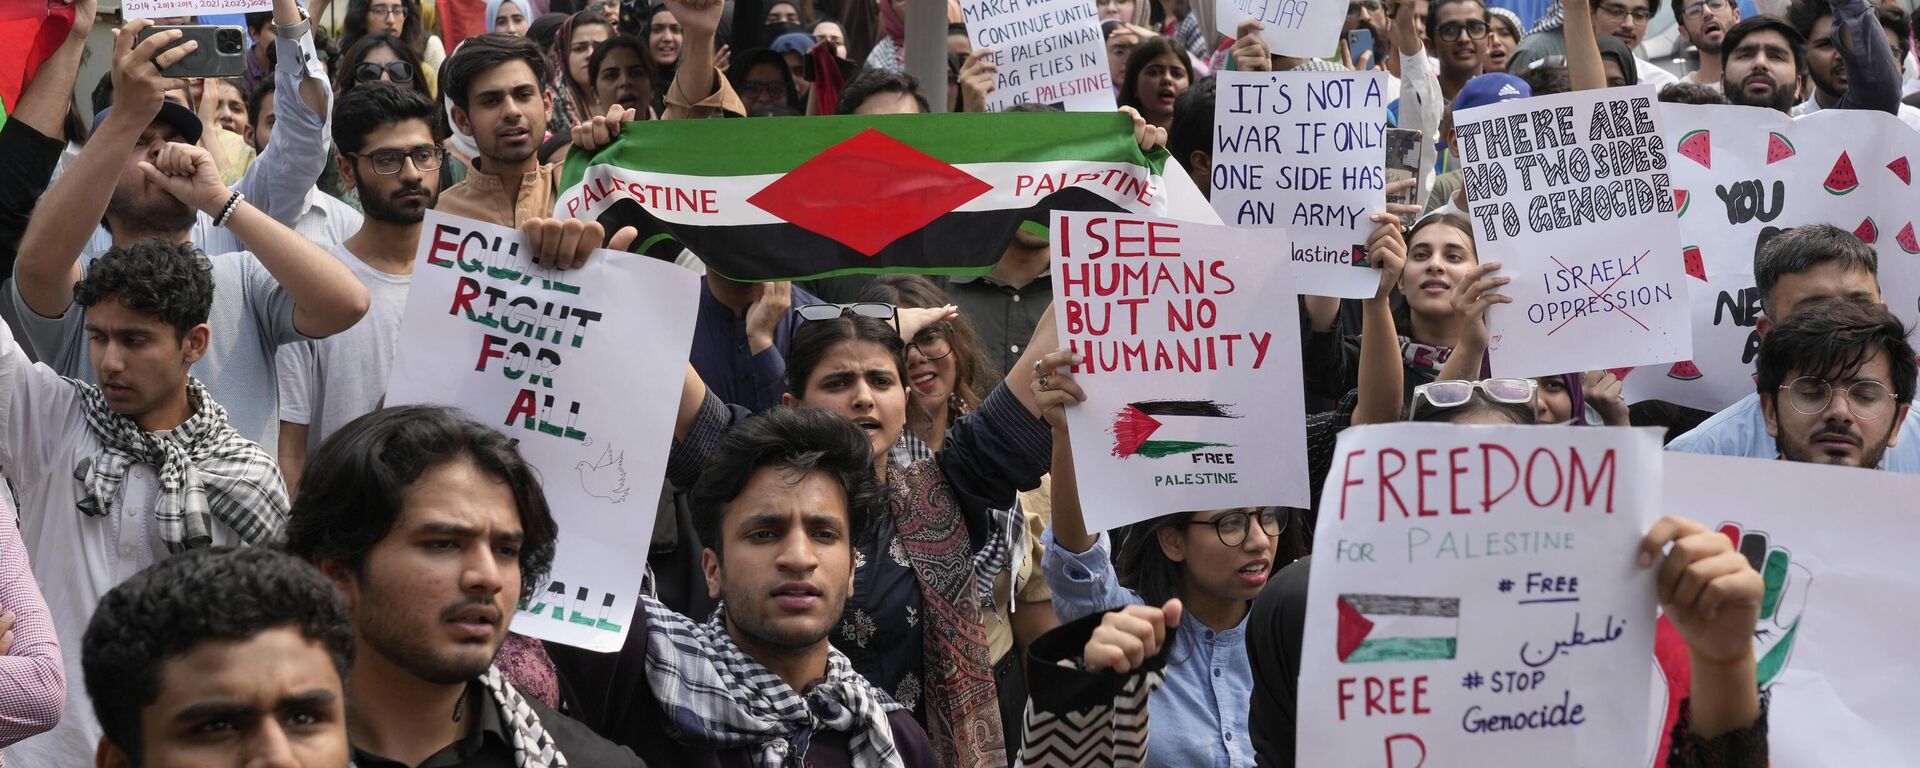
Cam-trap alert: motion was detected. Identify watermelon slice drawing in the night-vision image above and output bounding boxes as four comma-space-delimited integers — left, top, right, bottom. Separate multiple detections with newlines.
1823, 152, 1859, 195
1669, 361, 1704, 381
1677, 129, 1711, 168
1606, 366, 1636, 382
1891, 157, 1911, 185
1682, 245, 1707, 281
1899, 222, 1920, 254
1855, 217, 1878, 245
1674, 189, 1690, 217
1765, 132, 1796, 164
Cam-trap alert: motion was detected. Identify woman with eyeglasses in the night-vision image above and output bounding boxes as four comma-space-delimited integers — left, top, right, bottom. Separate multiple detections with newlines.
334, 33, 435, 103
1042, 390, 1308, 768
641, 301, 1074, 764
340, 0, 446, 87
857, 276, 994, 452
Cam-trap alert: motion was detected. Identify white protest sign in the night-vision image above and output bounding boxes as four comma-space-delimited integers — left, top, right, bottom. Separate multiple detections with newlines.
386, 211, 699, 652
1216, 0, 1344, 57
125, 0, 272, 19
1454, 85, 1692, 380
1299, 424, 1662, 768
961, 0, 1117, 111
1051, 210, 1307, 529
1662, 453, 1920, 764
1213, 69, 1389, 299
1621, 106, 1920, 412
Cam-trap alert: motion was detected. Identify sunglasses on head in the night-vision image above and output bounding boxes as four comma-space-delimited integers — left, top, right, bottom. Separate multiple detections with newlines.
794, 302, 898, 326
355, 61, 416, 84
1411, 378, 1537, 412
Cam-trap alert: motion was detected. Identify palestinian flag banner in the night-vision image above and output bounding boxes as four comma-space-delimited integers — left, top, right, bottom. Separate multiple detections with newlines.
555, 112, 1169, 282
0, 3, 76, 128
1335, 593, 1460, 663
1110, 399, 1241, 458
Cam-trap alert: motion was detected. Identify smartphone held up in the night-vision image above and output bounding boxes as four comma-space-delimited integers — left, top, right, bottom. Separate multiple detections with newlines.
136, 24, 247, 79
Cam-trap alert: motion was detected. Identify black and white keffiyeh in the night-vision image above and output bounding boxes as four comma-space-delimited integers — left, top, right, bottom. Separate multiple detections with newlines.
480, 666, 569, 768
75, 377, 286, 552
642, 597, 904, 768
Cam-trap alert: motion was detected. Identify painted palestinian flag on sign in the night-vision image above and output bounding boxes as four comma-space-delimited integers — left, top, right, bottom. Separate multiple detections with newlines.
556, 112, 1168, 282
1110, 400, 1240, 458
1336, 593, 1460, 663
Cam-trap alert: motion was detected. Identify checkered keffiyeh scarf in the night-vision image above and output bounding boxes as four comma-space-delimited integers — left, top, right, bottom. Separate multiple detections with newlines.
481, 666, 569, 767
75, 377, 286, 552
643, 597, 904, 768
1532, 1, 1566, 33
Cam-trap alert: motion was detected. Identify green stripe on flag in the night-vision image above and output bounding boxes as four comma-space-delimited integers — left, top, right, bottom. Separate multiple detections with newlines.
561, 112, 1168, 189
1344, 637, 1458, 663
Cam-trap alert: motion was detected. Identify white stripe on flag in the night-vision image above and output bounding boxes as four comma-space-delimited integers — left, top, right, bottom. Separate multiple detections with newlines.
1361, 613, 1458, 641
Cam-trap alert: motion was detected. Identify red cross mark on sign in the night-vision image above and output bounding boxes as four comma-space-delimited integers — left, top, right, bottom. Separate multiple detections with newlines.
1545, 250, 1652, 337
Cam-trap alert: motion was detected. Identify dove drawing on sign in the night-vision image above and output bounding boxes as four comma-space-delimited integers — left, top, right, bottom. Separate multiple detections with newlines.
576, 446, 630, 503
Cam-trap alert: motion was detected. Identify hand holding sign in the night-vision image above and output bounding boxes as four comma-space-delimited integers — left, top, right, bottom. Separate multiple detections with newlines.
1085, 600, 1185, 674
1638, 516, 1764, 666
1229, 20, 1272, 72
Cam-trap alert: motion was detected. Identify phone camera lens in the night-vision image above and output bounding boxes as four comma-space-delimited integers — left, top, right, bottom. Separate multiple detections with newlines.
218, 29, 244, 53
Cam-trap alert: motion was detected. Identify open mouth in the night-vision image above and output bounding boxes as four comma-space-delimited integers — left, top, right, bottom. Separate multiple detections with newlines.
445, 605, 501, 639
911, 371, 939, 393
772, 582, 823, 610
1420, 279, 1452, 293
851, 415, 883, 434
1237, 559, 1271, 586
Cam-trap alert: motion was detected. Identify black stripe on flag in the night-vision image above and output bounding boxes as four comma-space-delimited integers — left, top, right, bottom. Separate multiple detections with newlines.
1129, 400, 1240, 418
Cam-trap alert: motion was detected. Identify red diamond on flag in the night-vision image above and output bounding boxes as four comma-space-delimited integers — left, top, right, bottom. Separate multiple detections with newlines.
747, 129, 992, 257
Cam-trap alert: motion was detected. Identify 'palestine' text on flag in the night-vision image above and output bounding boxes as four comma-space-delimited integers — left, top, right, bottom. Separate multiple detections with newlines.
556, 112, 1169, 282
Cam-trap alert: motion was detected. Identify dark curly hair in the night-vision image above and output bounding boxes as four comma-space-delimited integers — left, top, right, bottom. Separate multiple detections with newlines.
691, 406, 882, 559
83, 547, 354, 764
73, 238, 215, 339
283, 405, 559, 594
1757, 296, 1916, 406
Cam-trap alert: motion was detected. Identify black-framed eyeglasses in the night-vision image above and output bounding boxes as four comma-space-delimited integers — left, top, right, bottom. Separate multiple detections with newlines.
347, 146, 444, 175
1682, 0, 1729, 17
795, 302, 898, 326
1778, 375, 1896, 420
1595, 3, 1653, 22
1437, 20, 1490, 41
739, 80, 787, 96
1187, 509, 1286, 547
355, 61, 416, 84
1347, 0, 1382, 16
908, 322, 953, 361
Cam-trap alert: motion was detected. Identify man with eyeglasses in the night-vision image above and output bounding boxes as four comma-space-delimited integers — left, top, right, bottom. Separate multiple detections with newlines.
1755, 296, 1913, 467
1507, 0, 1678, 87
12, 0, 369, 452
273, 83, 444, 489
1671, 0, 1740, 88
1786, 0, 1917, 124
1669, 224, 1920, 471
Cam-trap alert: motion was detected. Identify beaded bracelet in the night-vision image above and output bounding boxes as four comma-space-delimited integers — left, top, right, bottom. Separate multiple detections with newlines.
213, 191, 245, 228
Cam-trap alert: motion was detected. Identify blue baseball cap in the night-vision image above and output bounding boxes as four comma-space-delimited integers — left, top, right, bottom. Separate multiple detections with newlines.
770, 32, 816, 56
1452, 72, 1532, 113
92, 101, 205, 145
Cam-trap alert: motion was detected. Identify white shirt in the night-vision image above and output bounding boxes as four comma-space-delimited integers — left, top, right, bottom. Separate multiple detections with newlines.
274, 245, 409, 450
0, 315, 239, 767
1637, 57, 1680, 88
1792, 94, 1920, 132
1665, 391, 1920, 472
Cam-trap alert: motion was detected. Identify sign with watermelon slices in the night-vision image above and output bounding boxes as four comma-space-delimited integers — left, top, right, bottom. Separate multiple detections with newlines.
1298, 423, 1662, 768
1623, 106, 1920, 412
1050, 210, 1308, 530
1664, 453, 1920, 764
1451, 86, 1693, 380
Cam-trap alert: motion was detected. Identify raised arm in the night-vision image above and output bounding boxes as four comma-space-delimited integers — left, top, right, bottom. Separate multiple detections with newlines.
142, 142, 369, 337
233, 0, 336, 226
0, 495, 64, 748
1829, 0, 1902, 113
12, 0, 93, 137
1562, 0, 1610, 91
1392, 0, 1441, 199
15, 19, 192, 319
1353, 215, 1409, 425
662, 0, 743, 119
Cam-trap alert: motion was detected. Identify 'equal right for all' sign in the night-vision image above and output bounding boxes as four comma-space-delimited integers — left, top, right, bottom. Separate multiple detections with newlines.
1453, 85, 1692, 380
